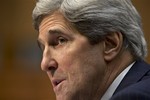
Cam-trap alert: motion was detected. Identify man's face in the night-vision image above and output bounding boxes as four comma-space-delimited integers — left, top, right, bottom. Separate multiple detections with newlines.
38, 11, 107, 100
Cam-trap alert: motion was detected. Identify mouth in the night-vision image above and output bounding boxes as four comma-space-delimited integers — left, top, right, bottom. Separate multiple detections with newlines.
53, 79, 65, 86
52, 78, 66, 92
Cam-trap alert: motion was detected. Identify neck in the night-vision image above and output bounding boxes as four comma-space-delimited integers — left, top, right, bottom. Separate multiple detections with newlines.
95, 50, 135, 99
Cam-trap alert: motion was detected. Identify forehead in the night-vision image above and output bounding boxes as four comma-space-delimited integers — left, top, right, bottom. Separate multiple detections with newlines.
39, 11, 74, 34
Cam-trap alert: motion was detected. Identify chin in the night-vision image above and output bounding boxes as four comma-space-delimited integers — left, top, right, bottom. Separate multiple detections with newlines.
55, 91, 69, 100
56, 95, 71, 100
55, 90, 77, 100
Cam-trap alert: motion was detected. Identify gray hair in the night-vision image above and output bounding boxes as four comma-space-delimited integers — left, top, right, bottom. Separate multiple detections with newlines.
32, 0, 147, 59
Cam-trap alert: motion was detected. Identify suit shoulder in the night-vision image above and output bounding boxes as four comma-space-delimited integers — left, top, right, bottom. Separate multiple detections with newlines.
111, 78, 150, 100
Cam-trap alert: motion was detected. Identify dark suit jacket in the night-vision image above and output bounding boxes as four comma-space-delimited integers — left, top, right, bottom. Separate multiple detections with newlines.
110, 60, 150, 100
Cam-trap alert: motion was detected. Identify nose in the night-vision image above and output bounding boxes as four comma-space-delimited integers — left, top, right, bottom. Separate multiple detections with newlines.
41, 49, 58, 74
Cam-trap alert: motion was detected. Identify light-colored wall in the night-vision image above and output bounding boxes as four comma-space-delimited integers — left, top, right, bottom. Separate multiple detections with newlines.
0, 0, 149, 100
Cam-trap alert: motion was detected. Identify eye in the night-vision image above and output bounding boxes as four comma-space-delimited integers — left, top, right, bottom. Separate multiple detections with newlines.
37, 40, 45, 52
57, 36, 68, 45
48, 36, 68, 48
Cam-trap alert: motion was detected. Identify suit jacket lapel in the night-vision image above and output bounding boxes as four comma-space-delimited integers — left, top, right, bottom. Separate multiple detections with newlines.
113, 60, 150, 95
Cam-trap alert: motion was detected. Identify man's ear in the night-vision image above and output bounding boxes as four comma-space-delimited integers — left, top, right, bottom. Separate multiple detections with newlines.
103, 32, 123, 62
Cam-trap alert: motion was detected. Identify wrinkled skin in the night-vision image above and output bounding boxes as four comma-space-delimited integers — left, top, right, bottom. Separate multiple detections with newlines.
38, 11, 108, 100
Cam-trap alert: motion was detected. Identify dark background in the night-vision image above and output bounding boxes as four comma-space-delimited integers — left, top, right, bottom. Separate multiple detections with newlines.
0, 0, 149, 100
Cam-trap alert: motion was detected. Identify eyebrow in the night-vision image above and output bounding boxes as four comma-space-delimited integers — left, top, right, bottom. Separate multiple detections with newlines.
37, 29, 66, 49
48, 29, 74, 40
48, 29, 65, 36
37, 29, 64, 43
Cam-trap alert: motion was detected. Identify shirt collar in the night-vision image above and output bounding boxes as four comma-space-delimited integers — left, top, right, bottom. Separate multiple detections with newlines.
101, 62, 135, 100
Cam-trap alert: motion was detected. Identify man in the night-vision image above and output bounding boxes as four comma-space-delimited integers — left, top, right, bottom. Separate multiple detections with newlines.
32, 0, 150, 100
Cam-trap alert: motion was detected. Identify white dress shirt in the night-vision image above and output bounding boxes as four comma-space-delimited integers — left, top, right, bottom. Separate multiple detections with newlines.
101, 62, 135, 100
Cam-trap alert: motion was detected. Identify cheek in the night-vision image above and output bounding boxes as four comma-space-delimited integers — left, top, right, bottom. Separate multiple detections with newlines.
56, 49, 83, 81
56, 51, 76, 75
56, 41, 106, 81
61, 49, 105, 80
73, 51, 106, 84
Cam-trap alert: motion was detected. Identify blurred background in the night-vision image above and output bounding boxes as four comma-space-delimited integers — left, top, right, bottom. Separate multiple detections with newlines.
0, 0, 149, 100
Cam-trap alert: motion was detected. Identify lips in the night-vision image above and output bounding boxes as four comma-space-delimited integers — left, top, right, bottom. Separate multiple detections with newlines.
53, 79, 65, 86
52, 78, 65, 92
